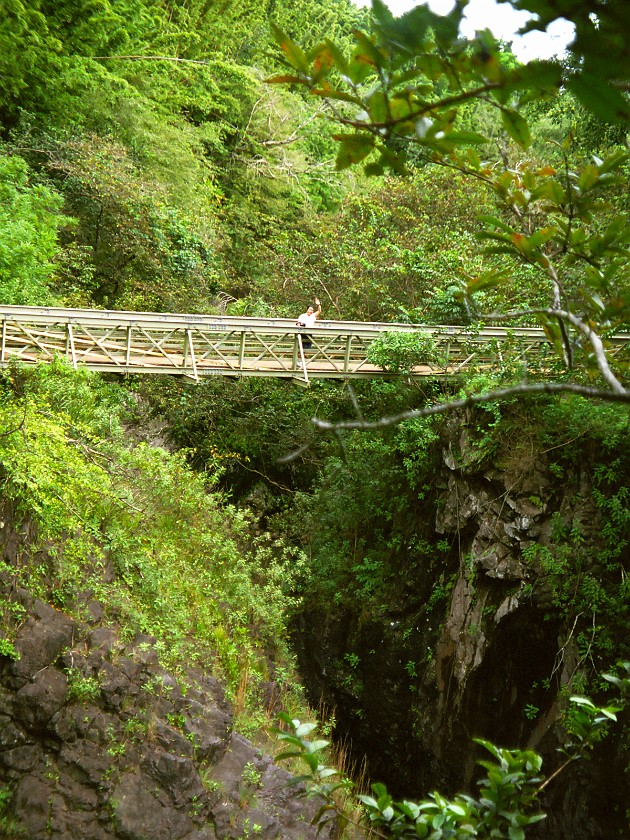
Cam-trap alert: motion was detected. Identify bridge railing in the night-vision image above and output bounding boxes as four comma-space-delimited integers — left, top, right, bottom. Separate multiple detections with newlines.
0, 305, 626, 382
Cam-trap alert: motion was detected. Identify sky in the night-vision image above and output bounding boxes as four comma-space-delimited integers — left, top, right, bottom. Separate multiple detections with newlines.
354, 0, 575, 62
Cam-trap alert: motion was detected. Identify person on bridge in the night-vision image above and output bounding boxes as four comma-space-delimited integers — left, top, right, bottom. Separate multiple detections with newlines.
296, 298, 321, 350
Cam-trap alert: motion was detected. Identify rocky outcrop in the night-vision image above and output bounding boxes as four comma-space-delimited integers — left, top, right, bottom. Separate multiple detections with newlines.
432, 421, 629, 836
292, 408, 629, 838
0, 590, 335, 840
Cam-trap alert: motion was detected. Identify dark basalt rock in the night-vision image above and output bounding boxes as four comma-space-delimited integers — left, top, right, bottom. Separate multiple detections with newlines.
0, 597, 337, 839
292, 410, 629, 839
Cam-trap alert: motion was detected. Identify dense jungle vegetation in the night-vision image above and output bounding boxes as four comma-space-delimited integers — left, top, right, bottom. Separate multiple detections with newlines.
0, 0, 629, 835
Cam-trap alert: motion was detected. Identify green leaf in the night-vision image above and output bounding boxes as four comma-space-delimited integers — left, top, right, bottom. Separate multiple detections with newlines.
433, 812, 445, 829
475, 230, 514, 245
500, 108, 531, 149
375, 4, 434, 52
322, 38, 349, 76
353, 31, 386, 72
378, 147, 408, 175
303, 752, 319, 771
569, 696, 597, 709
598, 707, 620, 721
295, 721, 318, 737
307, 739, 330, 753
366, 89, 390, 124
568, 74, 630, 124
270, 23, 310, 74
358, 794, 378, 808
466, 269, 510, 293
477, 215, 514, 233
598, 149, 630, 174
381, 805, 395, 821
531, 179, 566, 205
397, 801, 419, 819
370, 0, 395, 26
577, 164, 599, 192
310, 803, 336, 826
265, 74, 306, 85
347, 51, 378, 85
364, 161, 385, 176
311, 85, 363, 105
474, 738, 503, 760
505, 59, 563, 98
333, 134, 376, 170
415, 53, 448, 81
275, 733, 303, 747
309, 44, 334, 84
527, 227, 559, 249
390, 66, 430, 87
275, 750, 302, 761
601, 297, 628, 320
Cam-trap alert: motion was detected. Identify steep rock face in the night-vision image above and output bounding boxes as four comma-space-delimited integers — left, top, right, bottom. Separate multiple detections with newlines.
433, 427, 562, 782
433, 422, 629, 837
293, 411, 629, 838
292, 608, 441, 796
0, 589, 335, 840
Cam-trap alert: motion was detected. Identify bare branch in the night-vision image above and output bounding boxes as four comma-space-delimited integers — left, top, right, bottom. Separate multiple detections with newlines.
92, 55, 210, 64
313, 383, 630, 433
485, 308, 627, 394
552, 310, 626, 394
260, 103, 328, 147
328, 84, 502, 133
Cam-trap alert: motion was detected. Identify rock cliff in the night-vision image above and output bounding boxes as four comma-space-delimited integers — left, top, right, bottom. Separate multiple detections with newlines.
292, 407, 629, 838
0, 586, 334, 840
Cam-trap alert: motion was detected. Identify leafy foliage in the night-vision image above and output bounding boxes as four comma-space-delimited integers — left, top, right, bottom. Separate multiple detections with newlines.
0, 362, 306, 715
0, 151, 68, 304
268, 4, 562, 172
367, 331, 442, 373
45, 134, 221, 309
268, 2, 629, 398
0, 0, 368, 314
506, 0, 630, 124
274, 665, 629, 838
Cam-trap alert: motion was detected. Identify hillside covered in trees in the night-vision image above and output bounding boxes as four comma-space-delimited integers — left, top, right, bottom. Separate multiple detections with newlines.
0, 0, 629, 838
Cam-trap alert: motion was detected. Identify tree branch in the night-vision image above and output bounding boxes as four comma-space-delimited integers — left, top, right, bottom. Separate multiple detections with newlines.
332, 85, 501, 133
313, 383, 630, 433
92, 55, 210, 64
485, 308, 627, 394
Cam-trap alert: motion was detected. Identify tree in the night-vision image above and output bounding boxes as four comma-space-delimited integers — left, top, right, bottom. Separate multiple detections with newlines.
0, 152, 69, 305
267, 0, 629, 424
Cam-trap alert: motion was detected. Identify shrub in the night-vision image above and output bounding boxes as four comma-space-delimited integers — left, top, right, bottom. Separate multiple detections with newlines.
367, 331, 442, 373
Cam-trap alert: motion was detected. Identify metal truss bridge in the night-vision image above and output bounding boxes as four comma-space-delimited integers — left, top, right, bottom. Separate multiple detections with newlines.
0, 305, 626, 385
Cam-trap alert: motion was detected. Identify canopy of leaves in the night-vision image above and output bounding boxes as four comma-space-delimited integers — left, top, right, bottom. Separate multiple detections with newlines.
0, 153, 69, 304
0, 0, 629, 825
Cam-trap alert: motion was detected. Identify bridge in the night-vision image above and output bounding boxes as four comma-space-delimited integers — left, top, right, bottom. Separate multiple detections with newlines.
0, 305, 626, 384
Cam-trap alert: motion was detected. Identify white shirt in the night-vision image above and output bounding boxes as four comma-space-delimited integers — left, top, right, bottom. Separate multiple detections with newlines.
297, 311, 318, 328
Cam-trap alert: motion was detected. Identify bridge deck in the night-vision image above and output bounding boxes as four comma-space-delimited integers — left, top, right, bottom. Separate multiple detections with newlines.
0, 305, 626, 383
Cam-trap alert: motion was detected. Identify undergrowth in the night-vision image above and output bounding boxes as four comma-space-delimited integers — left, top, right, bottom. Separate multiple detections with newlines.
0, 360, 308, 729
